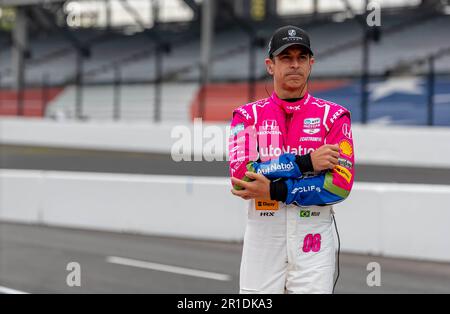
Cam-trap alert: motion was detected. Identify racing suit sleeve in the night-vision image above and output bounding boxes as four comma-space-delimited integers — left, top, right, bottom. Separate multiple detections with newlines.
270, 114, 354, 206
228, 108, 258, 190
248, 152, 314, 179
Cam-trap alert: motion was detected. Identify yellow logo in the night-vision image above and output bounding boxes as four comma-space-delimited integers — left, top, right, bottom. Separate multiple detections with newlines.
335, 165, 352, 183
255, 200, 279, 211
339, 140, 353, 157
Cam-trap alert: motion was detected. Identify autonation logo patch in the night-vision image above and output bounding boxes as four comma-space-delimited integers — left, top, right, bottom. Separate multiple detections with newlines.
256, 162, 294, 175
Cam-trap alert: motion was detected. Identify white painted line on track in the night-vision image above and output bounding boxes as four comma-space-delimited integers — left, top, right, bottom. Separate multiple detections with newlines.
106, 256, 231, 282
0, 286, 29, 294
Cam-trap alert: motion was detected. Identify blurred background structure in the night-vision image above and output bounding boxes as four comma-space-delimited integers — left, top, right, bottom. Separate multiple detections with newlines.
0, 0, 449, 125
1, 0, 450, 294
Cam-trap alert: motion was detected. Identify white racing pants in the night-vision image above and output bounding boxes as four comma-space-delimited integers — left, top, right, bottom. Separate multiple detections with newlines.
239, 201, 336, 294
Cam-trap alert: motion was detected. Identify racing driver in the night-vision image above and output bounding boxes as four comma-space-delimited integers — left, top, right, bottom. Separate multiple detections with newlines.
228, 25, 355, 294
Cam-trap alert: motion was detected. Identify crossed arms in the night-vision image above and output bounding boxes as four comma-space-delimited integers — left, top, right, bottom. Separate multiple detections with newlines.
229, 114, 354, 207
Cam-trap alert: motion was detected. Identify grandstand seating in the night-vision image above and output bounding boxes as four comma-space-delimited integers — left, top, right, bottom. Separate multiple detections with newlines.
0, 10, 449, 125
45, 82, 197, 121
1, 11, 449, 85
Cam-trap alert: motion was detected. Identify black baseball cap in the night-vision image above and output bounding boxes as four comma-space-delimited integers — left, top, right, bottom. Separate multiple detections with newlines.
268, 25, 313, 58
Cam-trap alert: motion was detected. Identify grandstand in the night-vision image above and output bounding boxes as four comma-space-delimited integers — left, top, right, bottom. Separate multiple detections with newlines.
0, 0, 449, 125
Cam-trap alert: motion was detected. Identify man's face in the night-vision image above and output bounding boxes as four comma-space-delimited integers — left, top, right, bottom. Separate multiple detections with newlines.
265, 46, 315, 93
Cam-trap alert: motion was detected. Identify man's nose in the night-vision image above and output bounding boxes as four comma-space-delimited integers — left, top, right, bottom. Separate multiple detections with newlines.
290, 59, 300, 69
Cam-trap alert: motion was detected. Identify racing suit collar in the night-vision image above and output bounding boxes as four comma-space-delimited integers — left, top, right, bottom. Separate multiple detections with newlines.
271, 91, 311, 114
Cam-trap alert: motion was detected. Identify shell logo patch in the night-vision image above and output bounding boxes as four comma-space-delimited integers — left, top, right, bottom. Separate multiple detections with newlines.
339, 139, 353, 157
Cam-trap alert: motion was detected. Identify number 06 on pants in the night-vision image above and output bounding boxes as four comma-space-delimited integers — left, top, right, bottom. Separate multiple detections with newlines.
302, 234, 322, 253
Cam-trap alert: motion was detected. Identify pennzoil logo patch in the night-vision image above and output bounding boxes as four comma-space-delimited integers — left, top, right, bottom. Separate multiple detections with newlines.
335, 165, 352, 183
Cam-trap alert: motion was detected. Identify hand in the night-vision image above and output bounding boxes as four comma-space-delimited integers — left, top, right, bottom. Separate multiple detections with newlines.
310, 144, 340, 171
230, 172, 271, 200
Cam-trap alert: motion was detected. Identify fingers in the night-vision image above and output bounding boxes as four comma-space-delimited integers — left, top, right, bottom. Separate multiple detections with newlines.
245, 172, 265, 181
324, 145, 340, 163
332, 144, 340, 150
322, 144, 339, 151
230, 188, 251, 200
328, 158, 338, 169
316, 144, 339, 157
231, 188, 247, 197
329, 157, 338, 164
231, 176, 249, 190
330, 144, 340, 151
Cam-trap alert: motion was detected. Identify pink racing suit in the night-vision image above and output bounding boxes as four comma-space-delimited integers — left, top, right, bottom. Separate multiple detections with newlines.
228, 91, 354, 294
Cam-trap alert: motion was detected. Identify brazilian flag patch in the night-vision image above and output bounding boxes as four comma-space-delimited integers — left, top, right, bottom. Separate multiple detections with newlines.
299, 210, 311, 218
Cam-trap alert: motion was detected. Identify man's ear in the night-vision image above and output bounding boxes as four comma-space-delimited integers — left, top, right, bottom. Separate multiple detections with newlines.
265, 58, 274, 76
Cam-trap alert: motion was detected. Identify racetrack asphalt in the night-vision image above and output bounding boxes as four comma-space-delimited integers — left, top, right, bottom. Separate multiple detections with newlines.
1, 222, 450, 294
1, 145, 450, 185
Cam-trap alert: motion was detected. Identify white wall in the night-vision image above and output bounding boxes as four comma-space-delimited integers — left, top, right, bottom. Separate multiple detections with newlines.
2, 117, 450, 167
0, 170, 246, 242
337, 182, 450, 262
0, 117, 176, 154
1, 169, 450, 262
2, 118, 450, 262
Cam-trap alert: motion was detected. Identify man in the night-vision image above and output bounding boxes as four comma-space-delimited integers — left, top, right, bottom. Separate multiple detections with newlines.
228, 25, 354, 294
